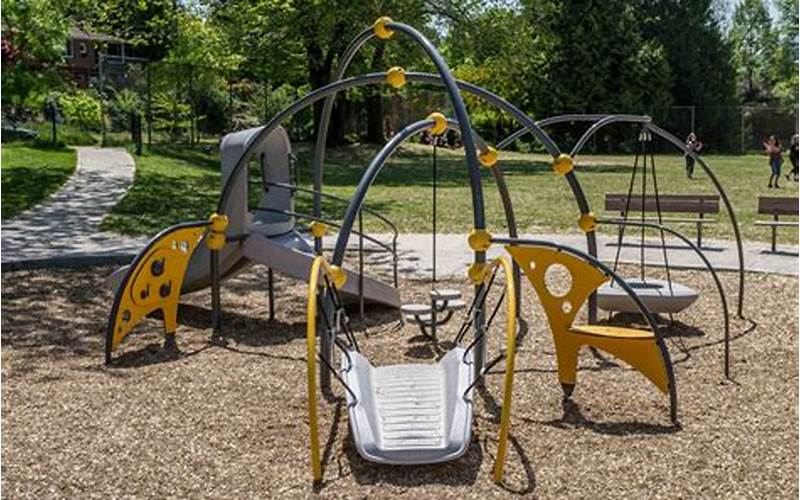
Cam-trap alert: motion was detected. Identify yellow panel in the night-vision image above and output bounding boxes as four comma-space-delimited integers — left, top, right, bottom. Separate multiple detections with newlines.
505, 245, 671, 397
109, 226, 206, 352
570, 324, 654, 340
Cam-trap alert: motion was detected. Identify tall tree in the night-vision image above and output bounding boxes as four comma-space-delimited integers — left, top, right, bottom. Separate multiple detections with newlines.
771, 0, 799, 106
729, 0, 777, 102
1, 0, 71, 117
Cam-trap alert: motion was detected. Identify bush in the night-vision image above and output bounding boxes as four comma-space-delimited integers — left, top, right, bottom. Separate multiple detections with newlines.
59, 90, 102, 131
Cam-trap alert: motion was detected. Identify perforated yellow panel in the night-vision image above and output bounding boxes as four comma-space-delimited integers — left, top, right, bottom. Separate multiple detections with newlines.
505, 245, 670, 396
109, 225, 206, 353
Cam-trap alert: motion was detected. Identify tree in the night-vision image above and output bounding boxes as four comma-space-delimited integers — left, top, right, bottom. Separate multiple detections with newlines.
1, 0, 71, 118
729, 0, 777, 102
636, 0, 738, 150
209, 0, 431, 143
771, 0, 799, 106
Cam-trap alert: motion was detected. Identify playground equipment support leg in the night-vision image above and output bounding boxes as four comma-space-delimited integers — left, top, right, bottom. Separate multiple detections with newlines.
210, 248, 224, 343
268, 268, 275, 322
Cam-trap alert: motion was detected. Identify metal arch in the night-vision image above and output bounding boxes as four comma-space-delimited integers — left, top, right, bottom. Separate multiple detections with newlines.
216, 71, 538, 237
645, 122, 746, 318
493, 236, 678, 424
332, 119, 435, 265
597, 218, 732, 379
570, 115, 652, 157
311, 26, 374, 252
497, 114, 650, 150
386, 21, 486, 238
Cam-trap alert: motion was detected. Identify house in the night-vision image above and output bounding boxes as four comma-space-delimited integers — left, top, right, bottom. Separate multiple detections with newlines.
65, 27, 148, 87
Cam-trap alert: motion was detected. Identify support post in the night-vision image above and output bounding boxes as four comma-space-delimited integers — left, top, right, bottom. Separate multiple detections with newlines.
697, 212, 703, 248
268, 268, 275, 321
210, 248, 223, 343
772, 214, 778, 253
358, 210, 365, 320
319, 294, 334, 395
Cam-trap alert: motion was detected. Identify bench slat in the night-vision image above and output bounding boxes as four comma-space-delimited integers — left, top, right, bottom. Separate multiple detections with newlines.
757, 196, 798, 216
754, 221, 799, 227
605, 194, 720, 214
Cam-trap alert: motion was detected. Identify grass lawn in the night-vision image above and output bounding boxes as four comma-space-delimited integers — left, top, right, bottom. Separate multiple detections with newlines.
1, 143, 77, 220
104, 142, 799, 244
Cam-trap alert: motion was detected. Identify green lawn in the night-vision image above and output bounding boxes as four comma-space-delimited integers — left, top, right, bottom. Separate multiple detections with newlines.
103, 143, 799, 244
1, 144, 77, 220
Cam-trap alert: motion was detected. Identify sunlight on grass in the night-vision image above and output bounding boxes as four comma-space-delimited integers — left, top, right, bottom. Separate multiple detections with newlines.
103, 142, 798, 245
1, 144, 76, 220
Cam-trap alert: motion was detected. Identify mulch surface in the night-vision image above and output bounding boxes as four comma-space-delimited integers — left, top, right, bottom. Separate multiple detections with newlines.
2, 263, 797, 498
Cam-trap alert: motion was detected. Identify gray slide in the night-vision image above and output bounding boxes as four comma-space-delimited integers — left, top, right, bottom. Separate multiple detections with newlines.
109, 126, 400, 308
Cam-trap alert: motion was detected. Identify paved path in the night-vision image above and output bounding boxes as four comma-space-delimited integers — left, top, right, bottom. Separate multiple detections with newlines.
1, 147, 147, 268
325, 232, 799, 277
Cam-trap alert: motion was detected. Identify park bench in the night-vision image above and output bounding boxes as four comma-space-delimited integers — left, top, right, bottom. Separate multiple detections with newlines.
754, 196, 799, 253
604, 193, 720, 247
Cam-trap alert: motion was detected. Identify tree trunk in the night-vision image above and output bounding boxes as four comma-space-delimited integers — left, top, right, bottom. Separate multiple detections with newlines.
365, 45, 386, 144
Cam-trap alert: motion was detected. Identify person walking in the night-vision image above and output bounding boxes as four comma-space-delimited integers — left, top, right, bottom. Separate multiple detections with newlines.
785, 134, 798, 182
763, 135, 784, 188
684, 132, 702, 178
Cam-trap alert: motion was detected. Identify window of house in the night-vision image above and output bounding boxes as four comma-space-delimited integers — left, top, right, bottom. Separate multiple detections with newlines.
65, 41, 73, 58
79, 43, 87, 57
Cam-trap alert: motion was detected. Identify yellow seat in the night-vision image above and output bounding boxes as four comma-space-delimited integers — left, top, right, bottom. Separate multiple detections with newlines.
505, 245, 675, 412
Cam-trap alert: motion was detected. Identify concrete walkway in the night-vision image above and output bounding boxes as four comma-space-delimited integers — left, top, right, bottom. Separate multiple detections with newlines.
1, 147, 147, 268
326, 232, 799, 277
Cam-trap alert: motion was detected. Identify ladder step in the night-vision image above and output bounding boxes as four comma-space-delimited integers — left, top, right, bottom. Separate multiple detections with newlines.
431, 289, 461, 301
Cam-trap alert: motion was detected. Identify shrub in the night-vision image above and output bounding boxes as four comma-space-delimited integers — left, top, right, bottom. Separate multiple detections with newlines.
59, 90, 102, 131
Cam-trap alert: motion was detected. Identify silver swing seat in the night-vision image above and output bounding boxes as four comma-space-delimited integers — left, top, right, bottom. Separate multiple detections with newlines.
342, 347, 474, 464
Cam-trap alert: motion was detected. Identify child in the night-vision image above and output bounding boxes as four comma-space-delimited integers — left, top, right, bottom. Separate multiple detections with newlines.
685, 133, 702, 178
763, 135, 783, 188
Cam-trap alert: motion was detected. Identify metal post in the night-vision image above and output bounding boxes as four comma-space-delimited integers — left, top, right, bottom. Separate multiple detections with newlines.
210, 248, 223, 342
268, 268, 275, 321
319, 294, 333, 394
697, 212, 703, 248
772, 214, 778, 252
474, 304, 486, 379
358, 210, 365, 320
690, 105, 695, 133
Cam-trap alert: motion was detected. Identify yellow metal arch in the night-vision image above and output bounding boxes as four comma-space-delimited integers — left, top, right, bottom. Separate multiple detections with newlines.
106, 223, 207, 360
305, 255, 345, 482
505, 245, 671, 397
486, 256, 519, 483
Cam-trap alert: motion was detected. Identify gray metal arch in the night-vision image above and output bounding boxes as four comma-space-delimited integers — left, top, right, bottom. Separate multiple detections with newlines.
597, 218, 731, 378
332, 119, 434, 264
498, 114, 746, 318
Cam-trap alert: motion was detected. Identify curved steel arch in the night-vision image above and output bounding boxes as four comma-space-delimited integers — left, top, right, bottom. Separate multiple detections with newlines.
332, 118, 434, 264
499, 114, 746, 318
492, 236, 678, 424
645, 122, 745, 318
597, 218, 731, 379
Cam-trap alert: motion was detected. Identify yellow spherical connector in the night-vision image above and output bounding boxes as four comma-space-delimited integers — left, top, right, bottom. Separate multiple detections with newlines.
479, 146, 499, 168
310, 221, 327, 239
385, 66, 406, 89
209, 213, 229, 233
206, 231, 226, 251
427, 112, 448, 136
552, 153, 574, 175
329, 265, 348, 289
374, 16, 395, 39
578, 212, 597, 233
467, 262, 486, 285
467, 229, 492, 252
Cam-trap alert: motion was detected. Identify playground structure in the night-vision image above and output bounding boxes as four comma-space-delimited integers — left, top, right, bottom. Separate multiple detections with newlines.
105, 17, 745, 484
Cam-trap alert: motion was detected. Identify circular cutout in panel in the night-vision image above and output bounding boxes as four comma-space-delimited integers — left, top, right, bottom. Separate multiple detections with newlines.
529, 260, 536, 270
544, 263, 572, 298
562, 300, 572, 314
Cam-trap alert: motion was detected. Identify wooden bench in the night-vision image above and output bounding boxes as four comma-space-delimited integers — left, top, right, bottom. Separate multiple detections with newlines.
754, 197, 798, 252
604, 194, 720, 247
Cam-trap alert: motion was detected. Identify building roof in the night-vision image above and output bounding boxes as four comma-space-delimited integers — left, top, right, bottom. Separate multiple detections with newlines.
69, 27, 126, 44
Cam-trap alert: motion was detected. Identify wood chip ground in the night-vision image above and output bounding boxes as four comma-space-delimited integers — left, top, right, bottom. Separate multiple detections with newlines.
2, 264, 797, 498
